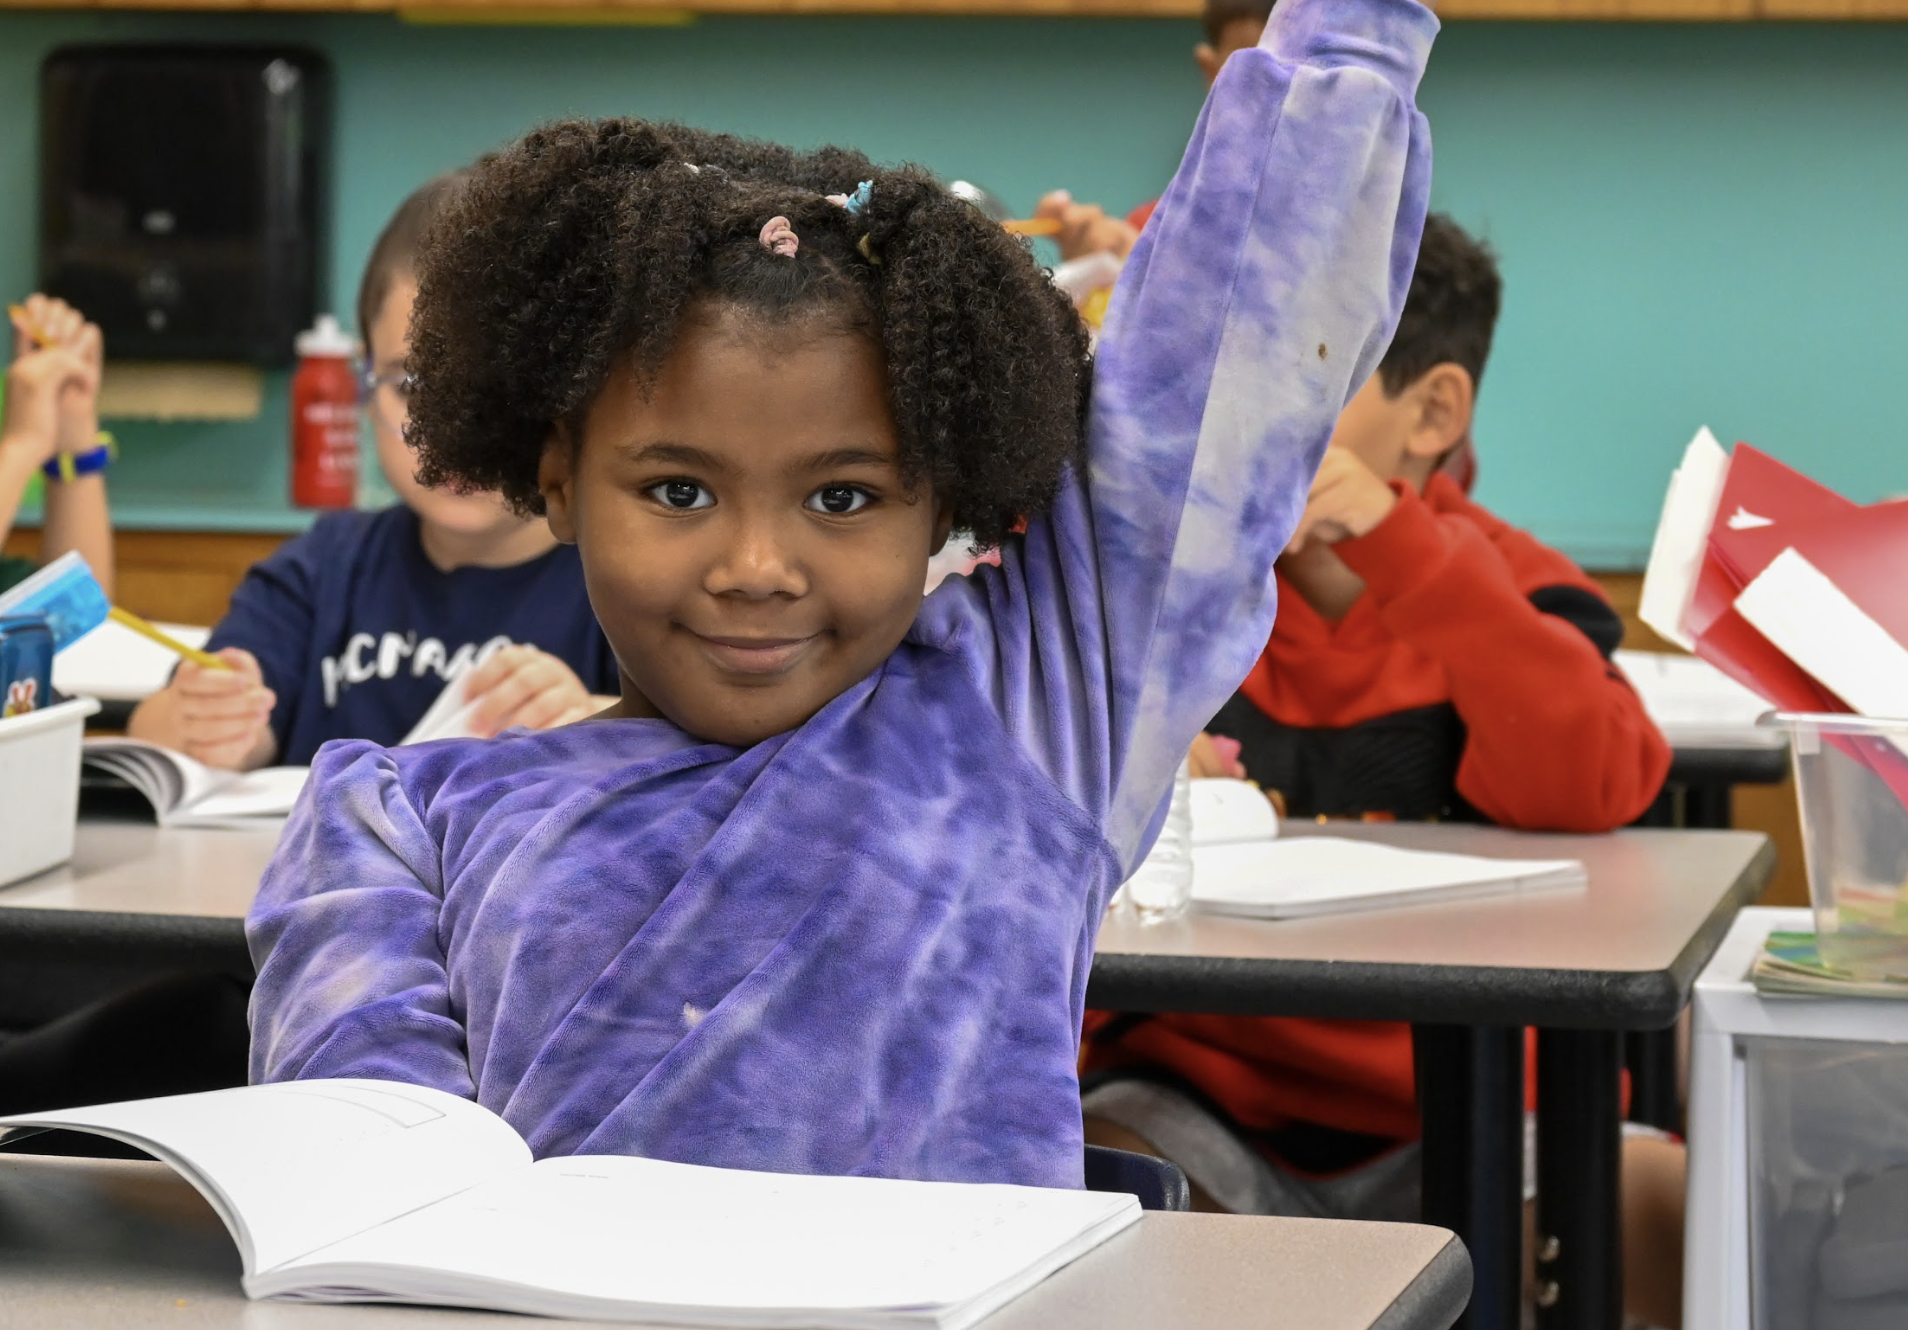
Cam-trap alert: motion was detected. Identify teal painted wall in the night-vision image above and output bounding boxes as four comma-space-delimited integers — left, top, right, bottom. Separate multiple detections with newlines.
2, 12, 1904, 565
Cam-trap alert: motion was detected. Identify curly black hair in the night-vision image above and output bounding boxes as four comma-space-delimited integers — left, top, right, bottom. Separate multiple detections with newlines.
405, 119, 1092, 551
1375, 212, 1502, 397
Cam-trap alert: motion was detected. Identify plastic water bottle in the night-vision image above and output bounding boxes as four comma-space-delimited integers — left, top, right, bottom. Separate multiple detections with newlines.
1117, 758, 1194, 924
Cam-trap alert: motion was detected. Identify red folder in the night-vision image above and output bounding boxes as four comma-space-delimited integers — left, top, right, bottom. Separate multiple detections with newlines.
1773, 499, 1908, 648
1688, 445, 1852, 715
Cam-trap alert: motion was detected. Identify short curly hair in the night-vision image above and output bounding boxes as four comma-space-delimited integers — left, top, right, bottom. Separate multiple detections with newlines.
1374, 212, 1502, 397
405, 119, 1092, 551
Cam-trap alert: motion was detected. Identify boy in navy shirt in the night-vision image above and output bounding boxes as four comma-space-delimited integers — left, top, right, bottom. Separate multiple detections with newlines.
130, 172, 618, 768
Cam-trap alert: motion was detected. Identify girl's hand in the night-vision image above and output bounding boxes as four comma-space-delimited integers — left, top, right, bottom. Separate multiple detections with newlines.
462, 645, 598, 737
167, 648, 277, 771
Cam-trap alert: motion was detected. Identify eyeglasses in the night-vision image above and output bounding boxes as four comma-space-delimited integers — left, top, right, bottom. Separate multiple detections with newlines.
359, 367, 415, 408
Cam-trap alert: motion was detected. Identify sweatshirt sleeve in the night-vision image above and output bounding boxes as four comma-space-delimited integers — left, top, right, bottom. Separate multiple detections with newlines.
246, 741, 475, 1095
914, 0, 1436, 868
1334, 487, 1673, 832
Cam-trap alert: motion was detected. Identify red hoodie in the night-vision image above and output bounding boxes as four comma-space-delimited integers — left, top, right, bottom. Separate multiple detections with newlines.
1082, 474, 1670, 1147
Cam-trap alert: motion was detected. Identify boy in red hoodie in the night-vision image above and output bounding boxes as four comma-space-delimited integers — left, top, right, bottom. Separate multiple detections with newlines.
1080, 213, 1678, 1319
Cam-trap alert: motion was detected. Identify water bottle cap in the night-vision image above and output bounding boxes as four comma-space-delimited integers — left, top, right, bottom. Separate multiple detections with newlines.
295, 314, 357, 358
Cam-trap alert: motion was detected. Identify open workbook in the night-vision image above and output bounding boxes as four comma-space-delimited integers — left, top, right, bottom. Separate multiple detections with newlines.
0, 1080, 1138, 1329
81, 738, 308, 829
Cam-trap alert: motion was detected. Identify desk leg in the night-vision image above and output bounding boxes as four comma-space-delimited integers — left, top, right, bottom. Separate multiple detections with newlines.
1681, 782, 1733, 830
1624, 1027, 1681, 1132
1415, 1024, 1524, 1330
1535, 1028, 1623, 1330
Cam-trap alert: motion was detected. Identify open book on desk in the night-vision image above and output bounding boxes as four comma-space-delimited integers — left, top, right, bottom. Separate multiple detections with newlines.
1192, 836, 1586, 920
82, 738, 307, 829
0, 1080, 1138, 1329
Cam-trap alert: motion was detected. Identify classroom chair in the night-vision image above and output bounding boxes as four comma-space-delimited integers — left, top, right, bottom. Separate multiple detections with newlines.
1083, 1144, 1191, 1212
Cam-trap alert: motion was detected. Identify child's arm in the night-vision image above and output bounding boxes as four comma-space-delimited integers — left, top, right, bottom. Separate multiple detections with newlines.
921, 0, 1435, 866
1329, 487, 1672, 832
128, 532, 326, 770
8, 297, 113, 595
248, 742, 474, 1094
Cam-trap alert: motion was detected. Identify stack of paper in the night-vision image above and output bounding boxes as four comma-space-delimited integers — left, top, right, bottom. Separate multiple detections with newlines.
1751, 932, 1908, 1000
1191, 836, 1585, 920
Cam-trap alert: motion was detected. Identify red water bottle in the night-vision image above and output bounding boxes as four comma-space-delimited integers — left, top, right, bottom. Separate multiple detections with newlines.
291, 314, 360, 509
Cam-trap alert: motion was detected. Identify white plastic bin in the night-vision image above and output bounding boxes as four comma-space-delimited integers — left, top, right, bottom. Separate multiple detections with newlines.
0, 696, 100, 888
1687, 906, 1908, 1330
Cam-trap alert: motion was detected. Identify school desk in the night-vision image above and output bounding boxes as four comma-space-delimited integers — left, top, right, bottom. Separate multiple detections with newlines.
1091, 822, 1773, 1330
0, 1154, 1472, 1330
0, 819, 1769, 1330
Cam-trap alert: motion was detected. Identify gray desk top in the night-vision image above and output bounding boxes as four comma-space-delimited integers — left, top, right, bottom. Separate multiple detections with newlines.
0, 818, 277, 966
0, 1156, 1469, 1330
0, 818, 1771, 1029
1090, 823, 1774, 1029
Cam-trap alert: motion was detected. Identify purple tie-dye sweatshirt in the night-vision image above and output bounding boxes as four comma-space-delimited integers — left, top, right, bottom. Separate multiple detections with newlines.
248, 0, 1436, 1189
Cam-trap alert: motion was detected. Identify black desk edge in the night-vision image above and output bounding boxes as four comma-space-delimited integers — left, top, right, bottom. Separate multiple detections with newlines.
1372, 1234, 1473, 1330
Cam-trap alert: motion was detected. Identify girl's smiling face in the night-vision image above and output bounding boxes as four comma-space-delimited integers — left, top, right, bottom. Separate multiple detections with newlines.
539, 305, 953, 747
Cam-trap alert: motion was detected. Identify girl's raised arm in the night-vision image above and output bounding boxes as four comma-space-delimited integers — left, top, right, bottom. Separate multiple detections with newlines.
920, 0, 1436, 866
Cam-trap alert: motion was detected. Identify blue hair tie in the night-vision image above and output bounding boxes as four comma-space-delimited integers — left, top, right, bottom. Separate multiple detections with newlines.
840, 180, 874, 216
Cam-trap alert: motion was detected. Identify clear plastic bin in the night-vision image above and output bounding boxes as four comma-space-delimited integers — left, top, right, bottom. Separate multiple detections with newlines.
1746, 1035, 1908, 1330
1773, 713, 1908, 980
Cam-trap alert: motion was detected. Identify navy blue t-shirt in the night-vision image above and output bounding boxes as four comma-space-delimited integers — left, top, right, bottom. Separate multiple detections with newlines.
206, 507, 618, 765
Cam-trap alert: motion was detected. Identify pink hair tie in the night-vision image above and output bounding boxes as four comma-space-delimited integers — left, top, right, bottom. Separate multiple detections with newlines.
759, 216, 799, 258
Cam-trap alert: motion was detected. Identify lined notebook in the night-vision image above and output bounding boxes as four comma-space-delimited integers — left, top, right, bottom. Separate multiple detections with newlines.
0, 1080, 1138, 1329
1191, 837, 1586, 920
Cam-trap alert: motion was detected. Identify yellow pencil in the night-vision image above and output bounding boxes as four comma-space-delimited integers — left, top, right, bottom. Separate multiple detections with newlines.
107, 607, 231, 671
8, 303, 54, 350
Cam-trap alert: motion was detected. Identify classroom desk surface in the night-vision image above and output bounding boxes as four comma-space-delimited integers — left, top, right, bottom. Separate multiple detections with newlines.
0, 1155, 1471, 1330
1090, 822, 1775, 1029
0, 818, 277, 967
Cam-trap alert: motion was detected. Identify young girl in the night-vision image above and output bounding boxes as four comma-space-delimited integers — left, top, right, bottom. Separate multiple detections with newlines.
130, 172, 618, 770
250, 0, 1437, 1186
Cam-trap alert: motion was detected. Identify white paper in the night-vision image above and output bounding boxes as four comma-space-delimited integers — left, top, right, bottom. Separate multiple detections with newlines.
83, 737, 308, 827
54, 618, 211, 702
1614, 650, 1781, 749
1640, 427, 1731, 651
400, 674, 484, 746
267, 1152, 1138, 1329
1190, 778, 1280, 847
0, 1081, 529, 1277
1736, 548, 1908, 721
1192, 836, 1586, 919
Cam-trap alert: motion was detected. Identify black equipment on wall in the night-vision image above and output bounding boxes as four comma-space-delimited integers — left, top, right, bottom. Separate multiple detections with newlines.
39, 45, 333, 366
